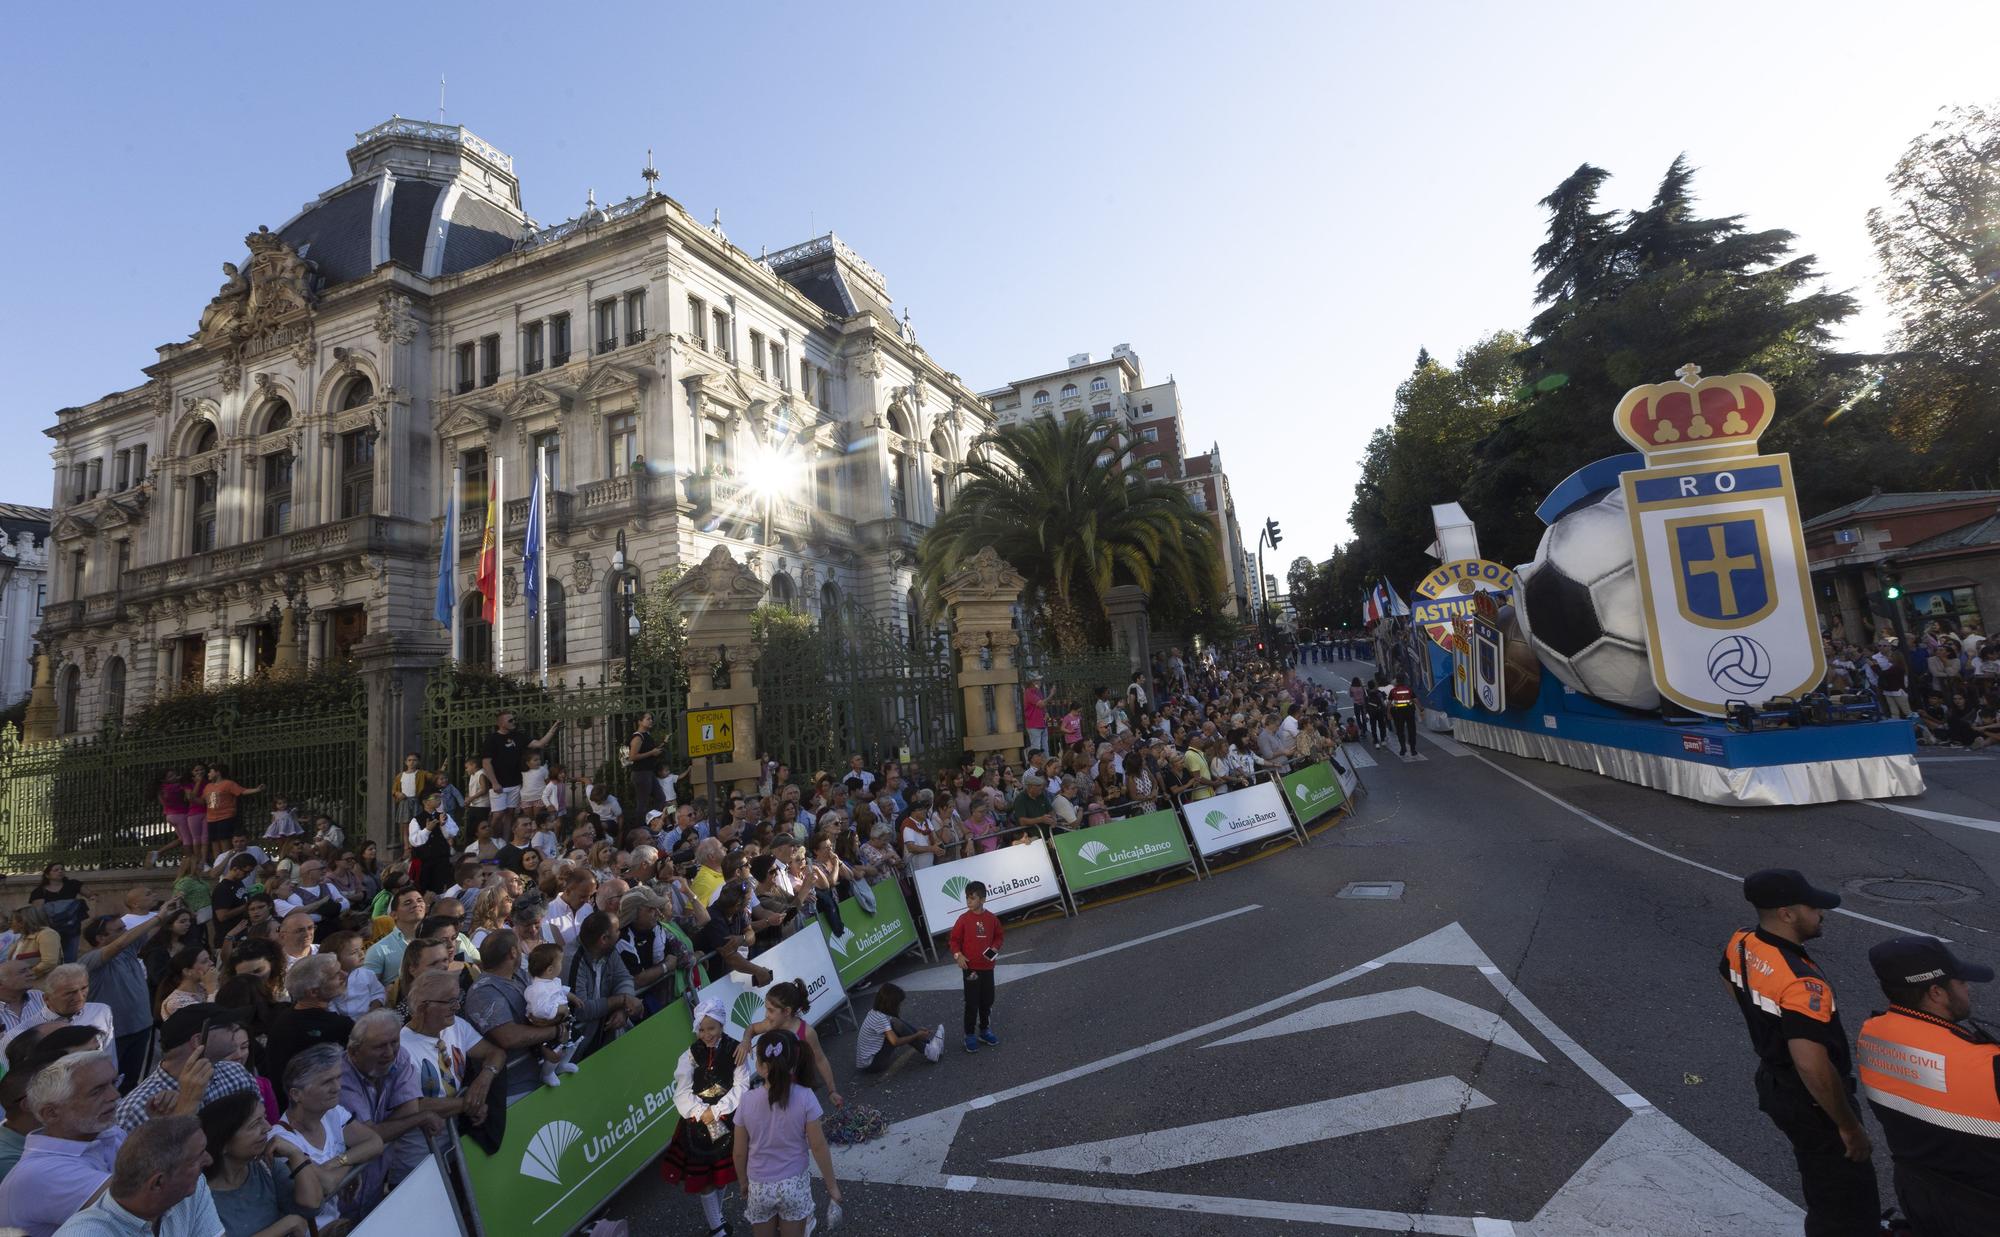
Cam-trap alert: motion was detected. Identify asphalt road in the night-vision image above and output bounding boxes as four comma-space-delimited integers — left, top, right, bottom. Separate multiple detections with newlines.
611, 659, 2000, 1236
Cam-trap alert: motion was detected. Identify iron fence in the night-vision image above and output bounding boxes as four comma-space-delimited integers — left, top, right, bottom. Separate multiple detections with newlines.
0, 689, 368, 873
419, 662, 688, 810
756, 602, 961, 780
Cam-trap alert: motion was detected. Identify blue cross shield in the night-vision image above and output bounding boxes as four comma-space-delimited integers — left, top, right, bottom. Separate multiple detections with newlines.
1667, 514, 1776, 628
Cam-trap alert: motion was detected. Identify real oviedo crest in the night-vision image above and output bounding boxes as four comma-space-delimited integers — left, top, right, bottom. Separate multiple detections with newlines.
1616, 365, 1824, 716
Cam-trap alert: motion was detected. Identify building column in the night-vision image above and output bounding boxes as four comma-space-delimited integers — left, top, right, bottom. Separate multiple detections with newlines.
669, 545, 765, 798
355, 629, 449, 852
939, 547, 1028, 769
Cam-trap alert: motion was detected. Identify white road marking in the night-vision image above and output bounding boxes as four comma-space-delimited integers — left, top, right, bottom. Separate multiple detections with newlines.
891, 904, 1261, 992
994, 1075, 1493, 1173
1869, 800, 2000, 836
1206, 985, 1545, 1061
1345, 745, 1380, 769
1464, 751, 1946, 940
830, 922, 1801, 1234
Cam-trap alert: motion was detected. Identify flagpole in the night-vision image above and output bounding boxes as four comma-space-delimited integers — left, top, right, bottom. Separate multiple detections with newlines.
494, 456, 506, 673
449, 465, 463, 662
536, 445, 550, 689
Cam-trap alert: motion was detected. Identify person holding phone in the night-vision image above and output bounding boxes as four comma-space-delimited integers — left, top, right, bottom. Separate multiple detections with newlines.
949, 881, 1003, 1054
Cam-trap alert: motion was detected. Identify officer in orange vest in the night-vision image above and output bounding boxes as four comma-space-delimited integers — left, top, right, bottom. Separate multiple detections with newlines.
1857, 935, 2000, 1236
1721, 869, 1882, 1235
1387, 673, 1418, 756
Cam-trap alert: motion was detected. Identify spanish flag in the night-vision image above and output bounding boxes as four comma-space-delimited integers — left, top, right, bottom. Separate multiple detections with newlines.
475, 486, 499, 622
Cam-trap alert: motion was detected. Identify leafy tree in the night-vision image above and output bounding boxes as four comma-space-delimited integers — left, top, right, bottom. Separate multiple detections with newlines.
917, 416, 1223, 652
631, 565, 689, 686
1348, 331, 1525, 588
1470, 157, 1873, 559
1867, 104, 2000, 487
1286, 555, 1316, 604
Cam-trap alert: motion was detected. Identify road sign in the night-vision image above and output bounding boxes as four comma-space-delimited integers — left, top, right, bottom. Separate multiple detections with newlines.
686, 707, 734, 757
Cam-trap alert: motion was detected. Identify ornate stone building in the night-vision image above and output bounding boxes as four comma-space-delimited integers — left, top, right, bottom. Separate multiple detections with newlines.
0, 504, 50, 709
39, 118, 991, 734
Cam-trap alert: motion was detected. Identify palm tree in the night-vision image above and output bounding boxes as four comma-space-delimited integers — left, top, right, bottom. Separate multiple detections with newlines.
916, 415, 1223, 651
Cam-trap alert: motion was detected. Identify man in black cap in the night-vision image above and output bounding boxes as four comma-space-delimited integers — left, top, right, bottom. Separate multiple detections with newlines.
1856, 936, 2000, 1236
111, 1005, 258, 1131
1720, 868, 1881, 1235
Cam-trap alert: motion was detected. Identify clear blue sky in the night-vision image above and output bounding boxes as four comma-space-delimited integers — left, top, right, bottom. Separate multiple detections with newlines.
3, 1, 1994, 569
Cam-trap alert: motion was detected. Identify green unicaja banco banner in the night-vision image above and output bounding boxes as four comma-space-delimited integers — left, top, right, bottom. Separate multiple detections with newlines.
1281, 760, 1347, 824
820, 878, 921, 989
1051, 809, 1194, 894
459, 1001, 695, 1236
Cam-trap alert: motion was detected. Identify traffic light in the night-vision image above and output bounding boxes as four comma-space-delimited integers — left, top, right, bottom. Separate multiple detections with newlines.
1265, 518, 1283, 549
1882, 568, 1902, 601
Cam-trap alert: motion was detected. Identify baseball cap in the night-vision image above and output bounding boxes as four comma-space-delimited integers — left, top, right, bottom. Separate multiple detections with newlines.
1742, 868, 1842, 910
1868, 935, 1995, 988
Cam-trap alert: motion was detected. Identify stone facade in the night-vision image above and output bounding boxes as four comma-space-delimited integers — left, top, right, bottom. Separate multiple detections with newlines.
0, 505, 50, 709
38, 119, 992, 735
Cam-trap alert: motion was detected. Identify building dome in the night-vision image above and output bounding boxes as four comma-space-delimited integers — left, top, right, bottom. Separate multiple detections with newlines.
269, 119, 531, 288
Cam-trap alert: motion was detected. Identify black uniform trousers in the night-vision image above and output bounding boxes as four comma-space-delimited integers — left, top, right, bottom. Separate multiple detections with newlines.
962, 967, 995, 1036
1390, 705, 1418, 754
1893, 1161, 2000, 1237
1755, 1066, 1882, 1237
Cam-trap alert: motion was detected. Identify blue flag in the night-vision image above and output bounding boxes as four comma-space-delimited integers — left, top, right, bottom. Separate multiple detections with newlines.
523, 459, 545, 620
434, 472, 458, 629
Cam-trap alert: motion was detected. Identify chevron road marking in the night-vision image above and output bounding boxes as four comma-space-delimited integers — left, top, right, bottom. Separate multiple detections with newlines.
830, 922, 1802, 1234
1205, 985, 1544, 1061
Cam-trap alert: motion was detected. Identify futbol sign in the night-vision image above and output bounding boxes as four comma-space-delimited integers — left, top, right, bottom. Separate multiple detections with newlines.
1617, 365, 1824, 715
1411, 559, 1517, 652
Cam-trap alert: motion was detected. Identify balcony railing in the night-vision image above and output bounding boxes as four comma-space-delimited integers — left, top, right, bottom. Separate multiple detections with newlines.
456, 379, 474, 395
626, 329, 648, 346
550, 350, 571, 367
455, 490, 574, 541
107, 516, 425, 613
524, 359, 544, 375
596, 338, 618, 355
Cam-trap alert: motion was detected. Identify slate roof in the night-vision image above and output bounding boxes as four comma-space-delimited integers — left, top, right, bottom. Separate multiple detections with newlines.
1902, 512, 2000, 557
1803, 490, 2000, 531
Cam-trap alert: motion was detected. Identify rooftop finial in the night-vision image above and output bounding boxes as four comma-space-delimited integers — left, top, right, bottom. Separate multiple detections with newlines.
437, 75, 446, 123
641, 148, 659, 195
711, 208, 726, 241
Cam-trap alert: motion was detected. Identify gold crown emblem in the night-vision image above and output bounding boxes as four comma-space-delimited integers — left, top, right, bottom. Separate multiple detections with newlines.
1613, 364, 1775, 461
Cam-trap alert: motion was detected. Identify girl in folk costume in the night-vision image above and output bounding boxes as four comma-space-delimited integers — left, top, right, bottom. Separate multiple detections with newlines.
661, 993, 753, 1237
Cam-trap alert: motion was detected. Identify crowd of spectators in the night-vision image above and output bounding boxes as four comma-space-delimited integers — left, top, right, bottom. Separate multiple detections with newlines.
1821, 618, 2000, 747
0, 641, 1351, 1234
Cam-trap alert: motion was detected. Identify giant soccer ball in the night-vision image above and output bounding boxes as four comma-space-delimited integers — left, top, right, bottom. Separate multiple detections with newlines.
1515, 488, 1661, 711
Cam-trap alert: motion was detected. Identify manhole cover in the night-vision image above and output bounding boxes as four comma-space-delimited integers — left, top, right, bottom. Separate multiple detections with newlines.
1844, 877, 1979, 905
1337, 881, 1405, 900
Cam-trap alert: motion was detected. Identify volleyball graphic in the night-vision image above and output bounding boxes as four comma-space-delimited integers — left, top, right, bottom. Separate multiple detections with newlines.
1706, 635, 1771, 696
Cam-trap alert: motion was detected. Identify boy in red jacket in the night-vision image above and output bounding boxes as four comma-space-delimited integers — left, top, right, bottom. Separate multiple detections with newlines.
949, 880, 1003, 1053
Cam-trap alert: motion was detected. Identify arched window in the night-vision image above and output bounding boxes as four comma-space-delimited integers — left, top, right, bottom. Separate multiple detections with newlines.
769, 572, 797, 610
906, 587, 925, 651
190, 423, 218, 455
57, 664, 80, 735
1091, 376, 1109, 392
259, 399, 292, 435
887, 407, 910, 437
529, 579, 568, 671
191, 470, 219, 553
819, 581, 840, 624
460, 592, 492, 668
1032, 390, 1050, 406
104, 657, 125, 725
339, 376, 375, 410
1060, 383, 1078, 399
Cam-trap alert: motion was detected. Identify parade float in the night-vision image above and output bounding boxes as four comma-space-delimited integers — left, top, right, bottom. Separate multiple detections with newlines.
1409, 365, 1921, 806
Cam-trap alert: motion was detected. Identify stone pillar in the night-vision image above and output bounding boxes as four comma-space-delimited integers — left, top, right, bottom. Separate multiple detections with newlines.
669, 545, 765, 799
22, 651, 56, 742
939, 547, 1028, 769
356, 631, 449, 852
1104, 585, 1153, 684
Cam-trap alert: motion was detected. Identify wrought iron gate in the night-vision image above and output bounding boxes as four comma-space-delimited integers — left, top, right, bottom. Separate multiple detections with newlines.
756, 603, 961, 779
421, 663, 688, 799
